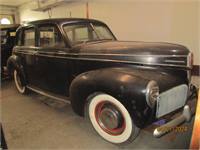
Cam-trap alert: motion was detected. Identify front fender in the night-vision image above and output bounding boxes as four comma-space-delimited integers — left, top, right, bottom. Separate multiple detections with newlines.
69, 67, 153, 128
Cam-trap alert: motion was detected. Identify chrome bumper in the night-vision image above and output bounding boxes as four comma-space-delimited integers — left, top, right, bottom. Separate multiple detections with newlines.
153, 105, 195, 138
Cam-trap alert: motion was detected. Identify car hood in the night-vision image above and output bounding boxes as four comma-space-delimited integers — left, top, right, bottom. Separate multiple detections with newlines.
75, 41, 191, 68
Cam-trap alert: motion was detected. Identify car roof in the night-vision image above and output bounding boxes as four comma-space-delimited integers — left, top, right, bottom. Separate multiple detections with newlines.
26, 18, 106, 26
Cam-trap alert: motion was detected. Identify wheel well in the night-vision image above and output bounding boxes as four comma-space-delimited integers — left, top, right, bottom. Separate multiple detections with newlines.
7, 61, 27, 85
70, 88, 102, 117
70, 89, 125, 118
83, 92, 102, 116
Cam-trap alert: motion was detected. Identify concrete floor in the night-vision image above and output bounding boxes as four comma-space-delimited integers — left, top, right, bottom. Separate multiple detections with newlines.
1, 76, 199, 149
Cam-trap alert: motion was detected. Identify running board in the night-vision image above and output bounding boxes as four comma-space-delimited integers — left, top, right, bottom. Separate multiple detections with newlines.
27, 86, 71, 104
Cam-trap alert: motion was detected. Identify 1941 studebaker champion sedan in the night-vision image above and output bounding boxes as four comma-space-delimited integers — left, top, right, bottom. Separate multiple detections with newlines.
7, 18, 196, 144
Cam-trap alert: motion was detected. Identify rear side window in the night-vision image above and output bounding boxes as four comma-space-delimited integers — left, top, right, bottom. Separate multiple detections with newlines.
24, 28, 35, 46
39, 25, 65, 47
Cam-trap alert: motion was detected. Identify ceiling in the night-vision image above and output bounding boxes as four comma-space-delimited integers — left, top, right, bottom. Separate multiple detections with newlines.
0, 0, 32, 7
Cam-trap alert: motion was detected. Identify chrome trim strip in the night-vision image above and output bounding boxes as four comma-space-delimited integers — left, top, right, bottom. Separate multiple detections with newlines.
27, 86, 71, 104
16, 51, 35, 55
187, 52, 192, 68
164, 60, 185, 63
16, 51, 188, 68
15, 50, 188, 57
68, 53, 188, 57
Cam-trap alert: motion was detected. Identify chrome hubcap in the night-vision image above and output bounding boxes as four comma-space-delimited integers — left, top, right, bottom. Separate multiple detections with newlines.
99, 107, 121, 129
95, 102, 125, 135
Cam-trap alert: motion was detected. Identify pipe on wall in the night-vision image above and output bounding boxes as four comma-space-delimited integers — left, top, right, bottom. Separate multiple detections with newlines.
86, 2, 89, 18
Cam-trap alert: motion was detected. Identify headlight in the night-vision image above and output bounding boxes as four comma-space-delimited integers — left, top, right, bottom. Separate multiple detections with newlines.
146, 80, 159, 108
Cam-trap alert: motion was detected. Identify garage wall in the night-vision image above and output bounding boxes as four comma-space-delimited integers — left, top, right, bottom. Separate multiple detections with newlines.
0, 5, 19, 24
18, 0, 199, 65
199, 0, 200, 62
18, 1, 86, 23
90, 1, 199, 66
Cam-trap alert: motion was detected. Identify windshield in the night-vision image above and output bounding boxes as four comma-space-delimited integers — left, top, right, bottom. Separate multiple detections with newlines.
63, 23, 115, 45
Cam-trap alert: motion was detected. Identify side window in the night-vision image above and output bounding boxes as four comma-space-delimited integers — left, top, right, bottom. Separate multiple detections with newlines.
39, 25, 65, 47
24, 28, 35, 46
75, 27, 89, 41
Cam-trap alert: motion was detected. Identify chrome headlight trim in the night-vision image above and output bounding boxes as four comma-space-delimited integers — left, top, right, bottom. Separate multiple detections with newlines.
146, 80, 159, 108
187, 52, 193, 69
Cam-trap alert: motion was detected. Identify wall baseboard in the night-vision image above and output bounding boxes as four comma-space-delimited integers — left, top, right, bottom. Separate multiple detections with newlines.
192, 65, 200, 76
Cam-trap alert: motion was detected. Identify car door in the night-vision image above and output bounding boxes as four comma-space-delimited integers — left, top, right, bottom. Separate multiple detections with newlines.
34, 23, 71, 96
19, 26, 39, 86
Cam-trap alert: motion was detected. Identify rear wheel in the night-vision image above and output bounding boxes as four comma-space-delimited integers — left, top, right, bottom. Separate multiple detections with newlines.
85, 93, 140, 144
14, 69, 27, 94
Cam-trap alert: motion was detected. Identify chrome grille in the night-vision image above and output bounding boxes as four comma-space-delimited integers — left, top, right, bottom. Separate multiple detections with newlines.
156, 84, 188, 118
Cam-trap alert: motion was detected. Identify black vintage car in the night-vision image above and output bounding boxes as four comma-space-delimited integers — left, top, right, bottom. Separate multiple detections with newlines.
1, 24, 19, 79
7, 18, 196, 144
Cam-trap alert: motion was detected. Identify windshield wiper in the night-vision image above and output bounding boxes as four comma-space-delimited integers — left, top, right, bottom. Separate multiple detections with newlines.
74, 39, 114, 46
83, 39, 113, 43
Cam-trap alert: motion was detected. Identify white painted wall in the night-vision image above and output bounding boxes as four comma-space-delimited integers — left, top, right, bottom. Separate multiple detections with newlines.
19, 1, 86, 23
18, 0, 200, 65
90, 1, 199, 65
197, 1, 200, 63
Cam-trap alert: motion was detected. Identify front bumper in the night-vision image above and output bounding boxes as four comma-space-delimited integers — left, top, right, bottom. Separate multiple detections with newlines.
153, 104, 195, 137
153, 84, 197, 138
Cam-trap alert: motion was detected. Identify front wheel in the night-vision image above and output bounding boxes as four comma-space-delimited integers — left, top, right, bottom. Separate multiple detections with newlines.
85, 93, 140, 144
14, 69, 28, 94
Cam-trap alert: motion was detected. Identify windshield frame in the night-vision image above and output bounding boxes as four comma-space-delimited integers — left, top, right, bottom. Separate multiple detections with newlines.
61, 21, 117, 46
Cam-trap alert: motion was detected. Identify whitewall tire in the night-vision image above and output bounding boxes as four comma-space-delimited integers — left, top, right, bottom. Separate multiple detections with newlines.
85, 93, 140, 144
14, 70, 27, 94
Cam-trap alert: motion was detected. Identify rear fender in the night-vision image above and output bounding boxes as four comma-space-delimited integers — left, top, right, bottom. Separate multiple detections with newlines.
7, 55, 26, 85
